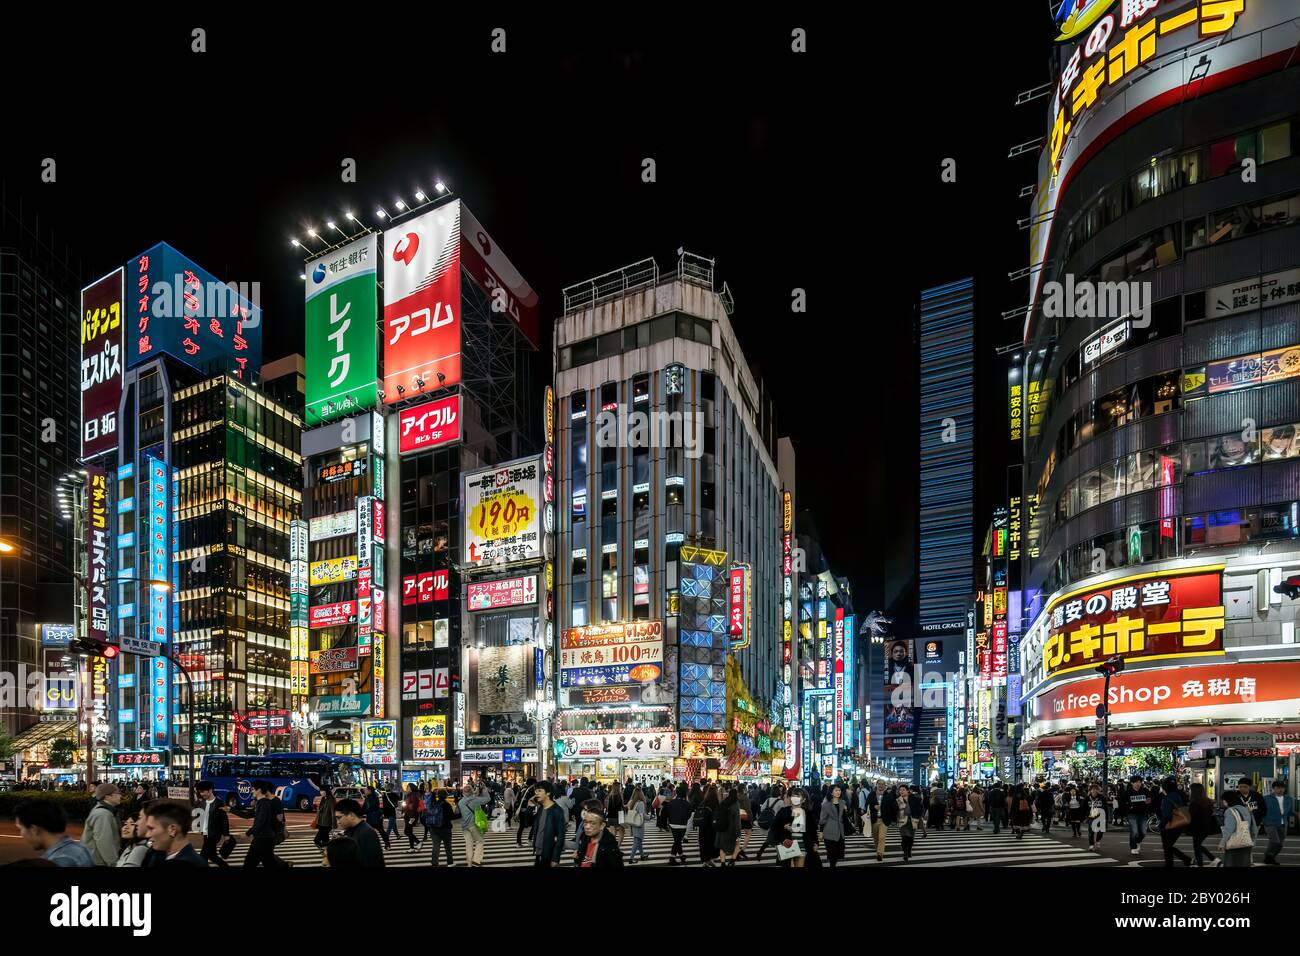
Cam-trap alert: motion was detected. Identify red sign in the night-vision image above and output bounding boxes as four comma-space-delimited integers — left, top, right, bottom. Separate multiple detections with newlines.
310, 646, 359, 675
1039, 566, 1225, 680
383, 204, 461, 399
1034, 661, 1300, 728
309, 601, 356, 629
403, 571, 449, 605
399, 394, 461, 454
992, 621, 1008, 679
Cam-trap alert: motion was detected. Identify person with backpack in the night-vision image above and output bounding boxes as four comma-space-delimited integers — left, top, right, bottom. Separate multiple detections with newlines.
1157, 777, 1193, 867
753, 785, 786, 862
663, 782, 693, 865
457, 782, 490, 867
516, 780, 537, 847
381, 785, 401, 848
363, 785, 386, 848
1220, 790, 1257, 867
1187, 782, 1218, 867
424, 789, 455, 867
402, 786, 423, 850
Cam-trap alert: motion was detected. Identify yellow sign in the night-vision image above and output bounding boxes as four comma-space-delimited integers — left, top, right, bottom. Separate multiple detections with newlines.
680, 545, 727, 566
310, 555, 357, 586
468, 490, 536, 542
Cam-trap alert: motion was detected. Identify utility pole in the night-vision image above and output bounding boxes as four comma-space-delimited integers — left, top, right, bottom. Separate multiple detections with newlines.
1094, 656, 1125, 791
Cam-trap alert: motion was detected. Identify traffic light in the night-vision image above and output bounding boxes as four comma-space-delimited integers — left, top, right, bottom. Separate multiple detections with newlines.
1094, 656, 1125, 677
1073, 733, 1088, 753
69, 636, 118, 660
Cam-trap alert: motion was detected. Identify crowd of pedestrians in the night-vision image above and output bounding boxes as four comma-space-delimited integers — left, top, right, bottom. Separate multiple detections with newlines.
6, 771, 1294, 869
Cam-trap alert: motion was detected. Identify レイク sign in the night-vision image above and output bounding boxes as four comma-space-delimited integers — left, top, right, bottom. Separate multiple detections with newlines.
399, 394, 461, 454
1036, 566, 1225, 682
304, 234, 379, 425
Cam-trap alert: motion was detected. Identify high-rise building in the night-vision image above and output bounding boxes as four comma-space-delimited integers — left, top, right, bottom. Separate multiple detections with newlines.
553, 252, 786, 784
1017, 2, 1300, 781
912, 277, 976, 786
0, 195, 83, 768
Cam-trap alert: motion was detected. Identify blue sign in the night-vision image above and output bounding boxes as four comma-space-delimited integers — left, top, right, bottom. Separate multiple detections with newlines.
559, 662, 662, 688
146, 457, 170, 748
126, 243, 262, 378
534, 647, 545, 689
503, 748, 522, 763
1007, 673, 1023, 717
40, 624, 76, 648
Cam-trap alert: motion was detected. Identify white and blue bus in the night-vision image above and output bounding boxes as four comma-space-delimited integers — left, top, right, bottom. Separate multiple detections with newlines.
199, 753, 364, 811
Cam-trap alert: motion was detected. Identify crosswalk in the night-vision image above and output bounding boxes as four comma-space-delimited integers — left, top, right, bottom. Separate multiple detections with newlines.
222, 820, 1122, 868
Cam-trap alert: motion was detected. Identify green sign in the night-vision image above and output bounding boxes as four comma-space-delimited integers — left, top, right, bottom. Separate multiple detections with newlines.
305, 234, 378, 425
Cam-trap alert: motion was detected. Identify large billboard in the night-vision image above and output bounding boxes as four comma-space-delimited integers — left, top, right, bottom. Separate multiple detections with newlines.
86, 466, 111, 640
383, 202, 461, 398
1035, 566, 1225, 683
462, 455, 542, 567
459, 202, 541, 349
145, 457, 171, 748
128, 243, 261, 377
559, 621, 664, 688
80, 268, 124, 459
305, 234, 378, 425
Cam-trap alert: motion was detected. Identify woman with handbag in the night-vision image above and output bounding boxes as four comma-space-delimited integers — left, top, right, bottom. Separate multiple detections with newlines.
713, 785, 742, 866
770, 786, 811, 868
1219, 790, 1257, 867
1157, 777, 1193, 867
735, 785, 753, 860
624, 787, 650, 863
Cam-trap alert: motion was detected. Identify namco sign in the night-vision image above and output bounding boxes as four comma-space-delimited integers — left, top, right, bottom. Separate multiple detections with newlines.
1030, 660, 1300, 735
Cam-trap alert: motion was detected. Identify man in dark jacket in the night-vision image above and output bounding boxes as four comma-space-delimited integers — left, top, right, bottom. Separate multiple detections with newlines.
244, 780, 289, 868
1035, 784, 1055, 833
986, 782, 1006, 834
142, 800, 207, 867
574, 800, 623, 868
1236, 777, 1268, 827
569, 777, 593, 841
1126, 776, 1153, 854
336, 798, 386, 866
531, 781, 568, 866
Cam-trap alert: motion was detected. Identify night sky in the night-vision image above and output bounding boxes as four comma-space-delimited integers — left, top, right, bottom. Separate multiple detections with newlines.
3, 13, 1056, 619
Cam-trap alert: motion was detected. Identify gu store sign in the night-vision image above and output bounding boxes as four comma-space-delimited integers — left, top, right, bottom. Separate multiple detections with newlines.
1035, 566, 1225, 682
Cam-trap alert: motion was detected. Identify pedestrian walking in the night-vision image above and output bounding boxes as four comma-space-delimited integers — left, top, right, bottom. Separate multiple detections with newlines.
1086, 783, 1106, 853
503, 782, 516, 826
771, 786, 811, 868
664, 782, 693, 865
516, 780, 537, 846
1011, 787, 1034, 838
735, 784, 753, 860
986, 780, 1006, 834
363, 785, 387, 849
424, 789, 455, 867
1157, 777, 1193, 867
889, 784, 922, 862
456, 782, 489, 867
819, 783, 851, 868
1064, 785, 1085, 838
82, 782, 123, 866
382, 785, 401, 848
968, 786, 985, 831
1035, 783, 1055, 833
402, 787, 422, 850
1125, 776, 1152, 855
1188, 782, 1218, 867
1263, 778, 1296, 865
1220, 790, 1257, 868
753, 785, 786, 862
531, 782, 567, 867
334, 798, 386, 866
695, 784, 719, 866
196, 781, 231, 867
866, 781, 888, 861
714, 784, 741, 866
625, 786, 650, 863
606, 781, 626, 848
243, 780, 290, 868
314, 784, 336, 849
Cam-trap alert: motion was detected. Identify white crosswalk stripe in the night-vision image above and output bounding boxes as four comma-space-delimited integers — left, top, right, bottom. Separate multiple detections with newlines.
223, 821, 1121, 868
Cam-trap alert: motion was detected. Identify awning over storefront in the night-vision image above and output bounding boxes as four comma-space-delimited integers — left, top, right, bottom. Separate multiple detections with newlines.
11, 720, 78, 751
1020, 722, 1300, 753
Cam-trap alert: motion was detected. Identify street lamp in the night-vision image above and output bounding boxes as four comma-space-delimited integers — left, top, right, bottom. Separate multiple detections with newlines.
1094, 656, 1125, 792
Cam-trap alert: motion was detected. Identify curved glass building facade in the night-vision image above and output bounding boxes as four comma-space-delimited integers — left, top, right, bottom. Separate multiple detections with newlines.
1018, 1, 1300, 779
